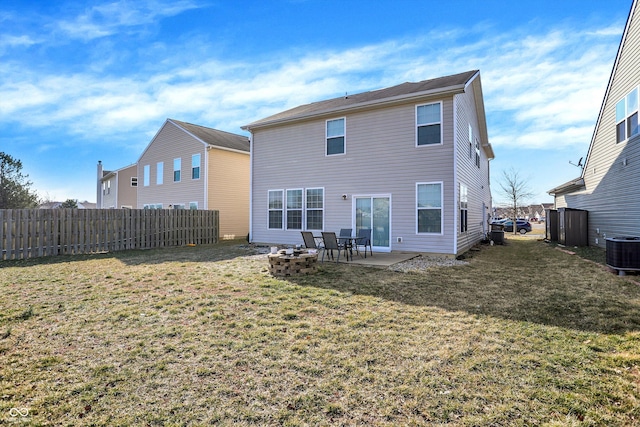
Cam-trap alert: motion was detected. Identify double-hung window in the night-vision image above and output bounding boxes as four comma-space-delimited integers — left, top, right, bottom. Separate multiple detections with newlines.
468, 124, 473, 159
306, 188, 324, 230
326, 118, 345, 155
460, 183, 468, 233
156, 162, 163, 185
286, 189, 303, 230
143, 165, 150, 186
416, 102, 442, 146
475, 138, 481, 168
192, 154, 201, 179
417, 182, 443, 234
616, 86, 639, 143
268, 190, 284, 229
173, 158, 181, 182
268, 188, 324, 230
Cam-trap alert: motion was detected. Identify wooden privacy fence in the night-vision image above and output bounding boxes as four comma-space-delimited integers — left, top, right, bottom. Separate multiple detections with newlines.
0, 209, 219, 261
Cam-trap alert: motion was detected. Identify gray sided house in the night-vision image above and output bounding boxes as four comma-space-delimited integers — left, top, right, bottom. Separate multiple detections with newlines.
549, 0, 640, 247
137, 119, 251, 240
97, 162, 138, 209
243, 70, 494, 255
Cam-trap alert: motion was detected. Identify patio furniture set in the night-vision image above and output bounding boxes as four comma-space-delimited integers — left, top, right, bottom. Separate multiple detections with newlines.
301, 228, 373, 263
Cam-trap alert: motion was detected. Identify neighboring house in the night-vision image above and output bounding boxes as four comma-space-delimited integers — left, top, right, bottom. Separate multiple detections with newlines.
243, 70, 494, 255
548, 0, 639, 247
137, 119, 250, 240
96, 161, 138, 209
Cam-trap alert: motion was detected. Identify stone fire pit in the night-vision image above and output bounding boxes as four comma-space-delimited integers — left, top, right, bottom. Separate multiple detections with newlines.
268, 249, 318, 277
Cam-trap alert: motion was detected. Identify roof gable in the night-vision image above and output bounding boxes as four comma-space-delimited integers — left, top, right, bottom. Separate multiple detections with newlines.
137, 119, 249, 163
243, 70, 479, 129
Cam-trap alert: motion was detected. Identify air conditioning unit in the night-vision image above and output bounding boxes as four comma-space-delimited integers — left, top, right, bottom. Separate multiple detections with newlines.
606, 236, 640, 275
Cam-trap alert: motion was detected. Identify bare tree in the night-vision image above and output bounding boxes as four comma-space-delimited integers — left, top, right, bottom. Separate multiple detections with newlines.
499, 168, 534, 234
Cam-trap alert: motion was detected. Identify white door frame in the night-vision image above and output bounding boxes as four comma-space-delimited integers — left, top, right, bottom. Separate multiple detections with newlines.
351, 194, 392, 253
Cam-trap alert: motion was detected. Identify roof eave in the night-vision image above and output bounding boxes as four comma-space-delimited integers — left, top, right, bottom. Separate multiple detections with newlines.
242, 84, 468, 131
547, 178, 585, 195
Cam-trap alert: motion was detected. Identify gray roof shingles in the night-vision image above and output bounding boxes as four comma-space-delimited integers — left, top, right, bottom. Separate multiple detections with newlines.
170, 119, 250, 153
244, 70, 479, 129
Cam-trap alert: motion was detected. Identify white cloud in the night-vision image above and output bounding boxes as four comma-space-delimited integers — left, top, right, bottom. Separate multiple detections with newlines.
57, 0, 203, 40
0, 17, 623, 156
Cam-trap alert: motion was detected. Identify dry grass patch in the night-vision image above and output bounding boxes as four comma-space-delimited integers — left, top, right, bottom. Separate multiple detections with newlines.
1, 239, 640, 426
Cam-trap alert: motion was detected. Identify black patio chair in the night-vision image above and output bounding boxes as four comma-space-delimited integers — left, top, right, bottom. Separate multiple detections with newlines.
354, 228, 373, 258
321, 231, 348, 263
301, 231, 322, 249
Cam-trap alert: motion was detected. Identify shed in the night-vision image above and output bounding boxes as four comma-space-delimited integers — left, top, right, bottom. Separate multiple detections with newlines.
558, 208, 588, 247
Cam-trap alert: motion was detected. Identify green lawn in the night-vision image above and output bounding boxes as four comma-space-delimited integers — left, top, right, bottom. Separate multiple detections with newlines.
1, 239, 639, 426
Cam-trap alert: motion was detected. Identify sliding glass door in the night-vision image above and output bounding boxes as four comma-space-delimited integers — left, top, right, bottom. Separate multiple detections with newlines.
354, 195, 390, 251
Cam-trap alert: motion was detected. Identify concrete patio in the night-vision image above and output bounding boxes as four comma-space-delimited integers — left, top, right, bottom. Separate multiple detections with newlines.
321, 250, 419, 267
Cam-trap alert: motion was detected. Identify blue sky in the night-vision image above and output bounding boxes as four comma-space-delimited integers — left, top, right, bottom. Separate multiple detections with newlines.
0, 0, 634, 205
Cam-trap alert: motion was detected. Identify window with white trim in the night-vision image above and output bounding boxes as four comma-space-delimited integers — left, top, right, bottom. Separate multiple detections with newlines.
468, 124, 473, 159
189, 202, 198, 210
143, 203, 163, 209
326, 118, 345, 155
192, 154, 201, 179
460, 183, 468, 233
156, 162, 163, 185
286, 189, 303, 230
131, 177, 138, 187
143, 165, 150, 186
616, 86, 639, 143
268, 188, 324, 231
416, 102, 442, 146
306, 188, 324, 230
417, 182, 443, 234
173, 158, 181, 182
268, 190, 284, 229
475, 138, 481, 168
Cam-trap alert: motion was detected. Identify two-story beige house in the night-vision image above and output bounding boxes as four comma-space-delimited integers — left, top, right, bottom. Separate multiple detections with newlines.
137, 119, 250, 240
243, 70, 494, 255
97, 161, 138, 209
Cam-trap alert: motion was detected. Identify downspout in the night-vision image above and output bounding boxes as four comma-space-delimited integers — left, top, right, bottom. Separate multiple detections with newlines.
248, 133, 253, 242
452, 96, 458, 256
97, 161, 103, 208
204, 146, 209, 209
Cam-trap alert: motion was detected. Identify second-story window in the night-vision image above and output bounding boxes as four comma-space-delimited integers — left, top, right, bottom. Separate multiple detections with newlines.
192, 154, 201, 179
616, 86, 639, 143
416, 102, 442, 146
157, 162, 163, 185
173, 158, 181, 182
326, 118, 345, 155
